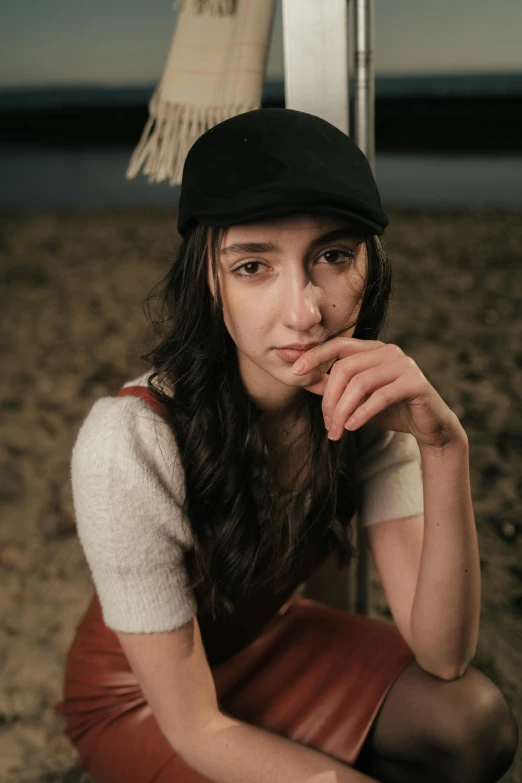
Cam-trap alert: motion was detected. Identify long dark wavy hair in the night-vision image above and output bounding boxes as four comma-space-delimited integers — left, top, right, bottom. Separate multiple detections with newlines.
141, 220, 393, 621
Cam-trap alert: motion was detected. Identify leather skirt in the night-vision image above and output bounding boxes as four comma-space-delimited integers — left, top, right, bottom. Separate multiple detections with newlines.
54, 589, 416, 782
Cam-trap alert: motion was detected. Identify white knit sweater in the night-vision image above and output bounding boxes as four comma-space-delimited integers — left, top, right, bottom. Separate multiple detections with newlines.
71, 372, 424, 633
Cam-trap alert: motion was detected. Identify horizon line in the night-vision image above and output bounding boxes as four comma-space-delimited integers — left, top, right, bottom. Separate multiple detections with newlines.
1, 67, 522, 92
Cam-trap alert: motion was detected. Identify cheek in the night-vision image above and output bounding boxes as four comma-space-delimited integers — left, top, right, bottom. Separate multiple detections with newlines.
329, 271, 365, 312
324, 290, 359, 316
226, 297, 273, 350
219, 289, 252, 340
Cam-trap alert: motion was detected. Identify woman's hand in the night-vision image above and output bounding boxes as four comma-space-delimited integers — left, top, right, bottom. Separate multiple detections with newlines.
291, 337, 465, 451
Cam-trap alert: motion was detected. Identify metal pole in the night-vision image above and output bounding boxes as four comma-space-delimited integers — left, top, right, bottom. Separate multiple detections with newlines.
346, 0, 351, 137
353, 0, 375, 171
353, 0, 375, 617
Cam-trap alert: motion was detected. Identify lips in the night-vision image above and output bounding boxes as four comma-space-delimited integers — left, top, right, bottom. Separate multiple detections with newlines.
279, 342, 318, 351
276, 347, 310, 362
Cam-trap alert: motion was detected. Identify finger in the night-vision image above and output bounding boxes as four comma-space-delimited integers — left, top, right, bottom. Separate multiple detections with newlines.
292, 337, 385, 375
321, 345, 396, 420
327, 361, 406, 438
344, 378, 407, 433
346, 370, 430, 433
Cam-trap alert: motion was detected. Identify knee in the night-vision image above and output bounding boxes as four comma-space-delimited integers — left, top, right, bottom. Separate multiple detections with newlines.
433, 665, 519, 781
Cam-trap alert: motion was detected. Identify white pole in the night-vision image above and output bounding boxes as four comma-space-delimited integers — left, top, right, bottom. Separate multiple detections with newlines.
282, 0, 349, 134
282, 0, 377, 617
283, 0, 363, 615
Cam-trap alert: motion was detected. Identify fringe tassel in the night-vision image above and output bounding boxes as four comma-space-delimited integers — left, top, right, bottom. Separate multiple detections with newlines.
126, 95, 257, 186
173, 0, 237, 16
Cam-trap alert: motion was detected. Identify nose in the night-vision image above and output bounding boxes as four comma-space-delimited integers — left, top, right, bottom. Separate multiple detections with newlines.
280, 271, 322, 331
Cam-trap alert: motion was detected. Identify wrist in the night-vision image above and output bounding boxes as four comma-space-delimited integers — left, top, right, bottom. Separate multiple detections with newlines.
418, 420, 468, 459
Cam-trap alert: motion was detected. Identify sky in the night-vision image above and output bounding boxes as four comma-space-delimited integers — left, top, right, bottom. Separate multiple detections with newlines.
1, 0, 521, 89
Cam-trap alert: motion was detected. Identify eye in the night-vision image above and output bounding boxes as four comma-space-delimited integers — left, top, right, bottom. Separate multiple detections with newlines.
320, 248, 357, 265
233, 247, 356, 279
233, 260, 265, 277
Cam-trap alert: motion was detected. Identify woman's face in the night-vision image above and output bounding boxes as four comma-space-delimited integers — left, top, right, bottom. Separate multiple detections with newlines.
208, 213, 368, 416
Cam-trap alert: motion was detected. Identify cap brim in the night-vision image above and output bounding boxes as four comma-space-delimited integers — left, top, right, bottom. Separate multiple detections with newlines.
182, 203, 386, 238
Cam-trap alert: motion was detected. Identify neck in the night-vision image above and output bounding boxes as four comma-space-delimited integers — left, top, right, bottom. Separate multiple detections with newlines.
261, 404, 308, 453
262, 400, 302, 429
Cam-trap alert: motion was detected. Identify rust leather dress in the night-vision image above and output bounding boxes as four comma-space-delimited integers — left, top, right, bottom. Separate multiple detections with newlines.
54, 384, 416, 782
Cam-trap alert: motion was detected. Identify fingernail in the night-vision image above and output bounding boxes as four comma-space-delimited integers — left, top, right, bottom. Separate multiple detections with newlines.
328, 424, 339, 440
292, 359, 306, 374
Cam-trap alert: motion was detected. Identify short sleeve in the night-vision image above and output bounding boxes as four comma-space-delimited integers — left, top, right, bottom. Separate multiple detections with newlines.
71, 394, 198, 633
356, 421, 424, 528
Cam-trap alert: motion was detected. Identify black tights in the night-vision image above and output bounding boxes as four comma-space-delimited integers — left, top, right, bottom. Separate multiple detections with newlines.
354, 659, 518, 783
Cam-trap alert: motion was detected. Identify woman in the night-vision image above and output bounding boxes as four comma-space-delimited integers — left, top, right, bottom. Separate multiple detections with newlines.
54, 108, 518, 782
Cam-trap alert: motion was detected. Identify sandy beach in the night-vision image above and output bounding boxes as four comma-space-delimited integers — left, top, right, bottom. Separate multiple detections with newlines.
0, 205, 521, 782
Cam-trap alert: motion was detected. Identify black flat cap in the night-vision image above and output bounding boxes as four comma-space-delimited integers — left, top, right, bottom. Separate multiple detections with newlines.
177, 108, 388, 238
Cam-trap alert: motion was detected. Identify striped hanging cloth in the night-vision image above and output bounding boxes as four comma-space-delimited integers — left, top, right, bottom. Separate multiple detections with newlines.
126, 0, 276, 186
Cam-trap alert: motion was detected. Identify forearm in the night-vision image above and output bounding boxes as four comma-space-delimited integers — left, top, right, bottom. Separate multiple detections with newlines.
177, 711, 379, 783
410, 432, 481, 679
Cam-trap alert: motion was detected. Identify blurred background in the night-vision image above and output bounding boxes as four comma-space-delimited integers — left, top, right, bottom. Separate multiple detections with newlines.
0, 2, 521, 782
1, 0, 522, 209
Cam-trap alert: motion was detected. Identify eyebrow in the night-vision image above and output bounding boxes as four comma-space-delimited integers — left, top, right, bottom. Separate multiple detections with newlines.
220, 227, 363, 258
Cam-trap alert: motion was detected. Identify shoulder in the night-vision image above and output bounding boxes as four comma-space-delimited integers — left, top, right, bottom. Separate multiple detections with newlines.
70, 372, 199, 632
74, 371, 177, 462
74, 384, 170, 451
71, 372, 191, 545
